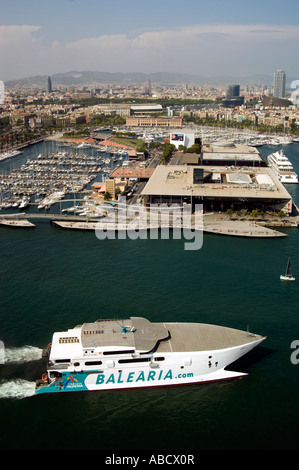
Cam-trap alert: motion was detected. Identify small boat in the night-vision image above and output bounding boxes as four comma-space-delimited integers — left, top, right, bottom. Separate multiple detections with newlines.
280, 258, 295, 281
19, 196, 30, 209
77, 143, 91, 148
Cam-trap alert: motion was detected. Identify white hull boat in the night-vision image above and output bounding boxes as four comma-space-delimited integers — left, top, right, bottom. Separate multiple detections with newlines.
35, 316, 266, 394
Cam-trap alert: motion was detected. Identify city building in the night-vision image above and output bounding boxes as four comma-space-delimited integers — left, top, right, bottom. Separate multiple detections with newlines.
170, 132, 195, 149
200, 141, 266, 167
222, 84, 244, 107
126, 116, 183, 128
273, 70, 286, 98
105, 178, 116, 200
130, 104, 163, 115
47, 76, 52, 93
142, 164, 292, 213
226, 85, 240, 100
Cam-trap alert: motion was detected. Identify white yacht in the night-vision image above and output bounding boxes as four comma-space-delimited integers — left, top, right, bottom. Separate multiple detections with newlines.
19, 196, 30, 209
37, 191, 65, 209
35, 316, 266, 394
267, 150, 298, 183
77, 143, 92, 149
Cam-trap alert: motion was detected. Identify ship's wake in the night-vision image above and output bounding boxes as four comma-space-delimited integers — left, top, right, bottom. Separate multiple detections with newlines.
0, 346, 44, 399
3, 346, 43, 364
0, 379, 36, 399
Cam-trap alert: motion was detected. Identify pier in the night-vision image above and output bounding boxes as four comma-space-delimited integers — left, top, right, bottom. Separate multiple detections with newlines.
0, 211, 288, 237
0, 218, 35, 228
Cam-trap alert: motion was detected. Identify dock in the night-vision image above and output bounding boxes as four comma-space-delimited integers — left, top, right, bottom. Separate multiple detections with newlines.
52, 214, 287, 238
53, 220, 97, 231
203, 218, 286, 238
0, 218, 35, 228
0, 210, 289, 238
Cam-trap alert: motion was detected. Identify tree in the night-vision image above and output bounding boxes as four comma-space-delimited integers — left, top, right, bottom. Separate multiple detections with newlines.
186, 143, 200, 154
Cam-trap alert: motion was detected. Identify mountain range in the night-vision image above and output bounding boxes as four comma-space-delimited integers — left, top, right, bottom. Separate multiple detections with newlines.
4, 70, 292, 89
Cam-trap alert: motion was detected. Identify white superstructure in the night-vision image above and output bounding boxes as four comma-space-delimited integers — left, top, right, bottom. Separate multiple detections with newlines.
35, 317, 266, 394
267, 150, 298, 183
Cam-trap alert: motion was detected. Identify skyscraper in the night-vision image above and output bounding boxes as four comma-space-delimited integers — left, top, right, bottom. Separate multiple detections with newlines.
223, 84, 244, 107
47, 76, 52, 93
273, 70, 286, 98
225, 84, 240, 100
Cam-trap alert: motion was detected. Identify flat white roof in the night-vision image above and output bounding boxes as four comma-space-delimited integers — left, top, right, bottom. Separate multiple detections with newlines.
256, 173, 275, 185
142, 165, 292, 201
226, 173, 252, 184
202, 152, 262, 162
131, 105, 162, 110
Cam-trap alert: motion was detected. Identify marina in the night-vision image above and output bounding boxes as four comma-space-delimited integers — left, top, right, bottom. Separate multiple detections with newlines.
0, 136, 298, 239
0, 150, 102, 209
0, 141, 126, 212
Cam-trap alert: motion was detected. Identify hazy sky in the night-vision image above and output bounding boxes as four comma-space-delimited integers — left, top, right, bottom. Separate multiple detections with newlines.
1, 0, 299, 81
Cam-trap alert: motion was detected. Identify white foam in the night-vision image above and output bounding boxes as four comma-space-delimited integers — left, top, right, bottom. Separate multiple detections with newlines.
0, 380, 36, 399
3, 346, 42, 364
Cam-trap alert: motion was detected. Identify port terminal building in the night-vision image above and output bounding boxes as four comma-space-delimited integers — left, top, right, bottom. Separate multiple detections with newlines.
141, 140, 293, 213
200, 141, 267, 168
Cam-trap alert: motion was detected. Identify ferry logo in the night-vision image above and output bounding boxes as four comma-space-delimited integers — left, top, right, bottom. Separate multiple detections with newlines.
64, 374, 78, 389
95, 197, 203, 251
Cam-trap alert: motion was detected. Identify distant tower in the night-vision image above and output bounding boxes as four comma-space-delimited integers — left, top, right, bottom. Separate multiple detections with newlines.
273, 70, 286, 98
47, 76, 52, 93
225, 84, 240, 100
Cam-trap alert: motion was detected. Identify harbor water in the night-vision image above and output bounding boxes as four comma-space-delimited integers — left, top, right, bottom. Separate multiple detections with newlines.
1, 140, 299, 450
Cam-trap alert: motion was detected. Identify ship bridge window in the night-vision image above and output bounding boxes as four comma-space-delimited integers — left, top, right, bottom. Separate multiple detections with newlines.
83, 330, 104, 335
55, 359, 71, 363
59, 337, 79, 344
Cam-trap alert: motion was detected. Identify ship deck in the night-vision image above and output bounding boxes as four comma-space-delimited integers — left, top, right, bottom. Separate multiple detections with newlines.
157, 322, 264, 353
79, 317, 264, 354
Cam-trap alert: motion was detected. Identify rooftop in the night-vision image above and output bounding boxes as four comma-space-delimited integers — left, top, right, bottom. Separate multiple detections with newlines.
110, 167, 155, 179
142, 165, 292, 201
202, 142, 263, 162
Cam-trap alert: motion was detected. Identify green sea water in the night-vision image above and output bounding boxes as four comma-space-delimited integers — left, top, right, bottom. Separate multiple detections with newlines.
0, 141, 299, 451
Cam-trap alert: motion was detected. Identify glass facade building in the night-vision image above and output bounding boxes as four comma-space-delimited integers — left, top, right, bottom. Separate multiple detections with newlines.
273, 70, 286, 98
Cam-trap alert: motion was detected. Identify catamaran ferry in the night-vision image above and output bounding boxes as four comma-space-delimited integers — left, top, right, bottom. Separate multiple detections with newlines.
35, 317, 266, 394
